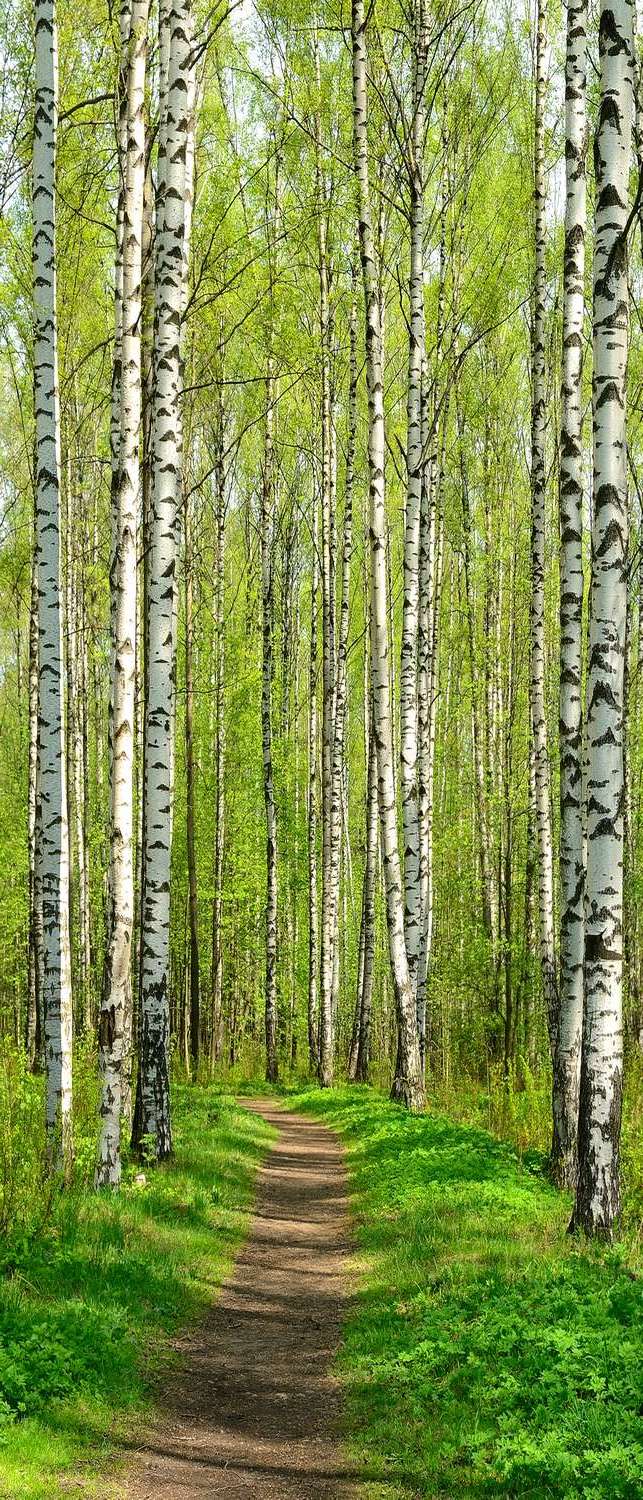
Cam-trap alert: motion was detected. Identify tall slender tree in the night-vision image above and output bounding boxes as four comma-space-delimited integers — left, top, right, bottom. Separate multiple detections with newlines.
261, 354, 278, 1084
26, 550, 40, 1067
97, 0, 149, 1189
33, 0, 73, 1173
307, 486, 320, 1072
210, 358, 226, 1066
572, 0, 633, 1237
351, 0, 424, 1111
554, 0, 587, 1189
530, 0, 558, 1052
316, 46, 338, 1086
400, 0, 427, 1009
133, 0, 193, 1159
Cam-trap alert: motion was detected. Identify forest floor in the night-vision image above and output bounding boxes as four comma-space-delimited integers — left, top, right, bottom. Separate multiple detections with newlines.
1, 1080, 641, 1499
125, 1100, 359, 1498
0, 1086, 274, 1500
283, 1086, 642, 1500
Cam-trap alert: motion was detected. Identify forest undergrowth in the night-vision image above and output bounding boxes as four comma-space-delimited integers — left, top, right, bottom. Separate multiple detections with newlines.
0, 1047, 641, 1498
281, 1084, 642, 1500
0, 1046, 274, 1499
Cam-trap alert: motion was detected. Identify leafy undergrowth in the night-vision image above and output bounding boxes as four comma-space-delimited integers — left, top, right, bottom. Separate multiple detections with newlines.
289, 1087, 643, 1500
0, 1083, 274, 1499
427, 1052, 643, 1241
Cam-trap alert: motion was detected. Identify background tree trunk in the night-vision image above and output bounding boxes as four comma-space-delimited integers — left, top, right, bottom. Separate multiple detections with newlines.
554, 0, 587, 1189
530, 0, 558, 1055
33, 0, 73, 1174
351, 0, 424, 1111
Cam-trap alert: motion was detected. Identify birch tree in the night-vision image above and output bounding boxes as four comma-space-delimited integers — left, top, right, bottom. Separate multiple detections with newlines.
33, 0, 73, 1172
351, 0, 424, 1111
26, 551, 40, 1067
400, 0, 427, 1008
572, 0, 633, 1237
133, 0, 193, 1159
261, 355, 278, 1084
210, 362, 226, 1066
316, 52, 338, 1086
530, 0, 558, 1050
307, 488, 320, 1072
97, 0, 148, 1189
554, 0, 587, 1189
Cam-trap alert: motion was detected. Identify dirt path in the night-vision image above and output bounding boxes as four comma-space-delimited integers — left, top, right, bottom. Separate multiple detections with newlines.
126, 1100, 360, 1498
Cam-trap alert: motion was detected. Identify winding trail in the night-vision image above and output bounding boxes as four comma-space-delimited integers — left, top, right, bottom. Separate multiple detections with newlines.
126, 1100, 360, 1498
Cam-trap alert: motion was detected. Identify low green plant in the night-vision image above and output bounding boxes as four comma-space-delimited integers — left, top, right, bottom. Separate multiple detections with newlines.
0, 1067, 274, 1499
288, 1086, 643, 1500
429, 1053, 643, 1240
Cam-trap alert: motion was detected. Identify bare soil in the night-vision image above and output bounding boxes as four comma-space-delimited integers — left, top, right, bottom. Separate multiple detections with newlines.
125, 1099, 361, 1498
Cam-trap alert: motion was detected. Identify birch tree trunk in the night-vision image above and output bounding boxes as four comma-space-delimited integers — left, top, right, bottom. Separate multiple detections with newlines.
400, 0, 427, 1006
316, 59, 338, 1085
320, 279, 357, 1083
355, 694, 378, 1083
72, 511, 91, 1028
211, 363, 225, 1067
110, 0, 131, 555
261, 357, 278, 1084
307, 489, 320, 1072
351, 0, 424, 1111
572, 0, 633, 1237
416, 358, 435, 1064
457, 398, 495, 948
26, 548, 41, 1067
184, 482, 200, 1071
133, 0, 192, 1159
97, 0, 148, 1187
530, 0, 558, 1050
33, 0, 73, 1172
554, 0, 587, 1189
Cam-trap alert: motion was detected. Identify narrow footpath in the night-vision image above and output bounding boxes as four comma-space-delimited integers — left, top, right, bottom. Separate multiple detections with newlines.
126, 1100, 360, 1498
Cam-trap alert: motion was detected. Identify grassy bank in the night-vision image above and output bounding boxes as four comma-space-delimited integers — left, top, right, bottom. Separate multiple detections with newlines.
289, 1086, 642, 1500
0, 1080, 274, 1499
425, 1055, 643, 1237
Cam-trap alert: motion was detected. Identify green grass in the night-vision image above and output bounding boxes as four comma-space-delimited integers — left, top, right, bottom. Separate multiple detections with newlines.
0, 1084, 275, 1500
288, 1086, 643, 1500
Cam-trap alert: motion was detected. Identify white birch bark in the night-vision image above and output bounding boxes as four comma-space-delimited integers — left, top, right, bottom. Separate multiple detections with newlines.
64, 472, 90, 1032
316, 58, 337, 1085
530, 0, 559, 1047
134, 0, 192, 1159
26, 548, 40, 1066
356, 693, 378, 1083
71, 530, 91, 1027
321, 280, 357, 1084
400, 0, 427, 1004
211, 363, 226, 1066
554, 0, 587, 1188
416, 355, 435, 1063
98, 0, 148, 1187
572, 0, 633, 1236
307, 490, 320, 1071
262, 357, 278, 1084
110, 0, 132, 529
167, 44, 196, 854
351, 0, 424, 1110
33, 0, 73, 1172
417, 155, 447, 1058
